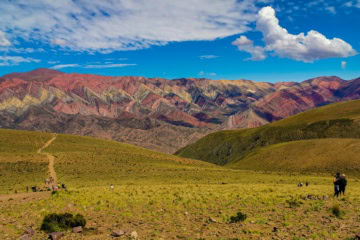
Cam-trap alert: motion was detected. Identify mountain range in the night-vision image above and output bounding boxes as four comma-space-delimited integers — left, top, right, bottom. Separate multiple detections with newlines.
0, 68, 359, 153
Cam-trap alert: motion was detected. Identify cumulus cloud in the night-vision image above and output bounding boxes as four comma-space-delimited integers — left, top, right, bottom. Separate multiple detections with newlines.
258, 6, 357, 62
0, 56, 40, 66
232, 36, 266, 60
234, 6, 357, 62
341, 61, 347, 69
199, 55, 219, 59
0, 31, 11, 47
0, 0, 258, 52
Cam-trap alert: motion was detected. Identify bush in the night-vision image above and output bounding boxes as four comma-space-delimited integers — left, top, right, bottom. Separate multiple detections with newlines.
331, 204, 342, 218
40, 213, 86, 233
229, 211, 247, 223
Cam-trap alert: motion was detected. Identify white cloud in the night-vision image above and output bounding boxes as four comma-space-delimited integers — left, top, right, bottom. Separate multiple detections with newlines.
198, 70, 216, 76
0, 31, 11, 47
51, 64, 80, 69
199, 55, 219, 59
241, 6, 357, 63
344, 1, 353, 7
232, 35, 266, 61
325, 6, 336, 14
51, 63, 135, 69
0, 56, 40, 66
341, 61, 347, 69
0, 0, 258, 52
84, 63, 136, 68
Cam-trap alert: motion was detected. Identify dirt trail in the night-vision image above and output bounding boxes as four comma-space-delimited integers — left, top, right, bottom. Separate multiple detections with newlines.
0, 134, 57, 202
38, 134, 58, 188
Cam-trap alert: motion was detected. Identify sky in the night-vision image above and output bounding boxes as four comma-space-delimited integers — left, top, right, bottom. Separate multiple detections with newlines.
0, 0, 359, 82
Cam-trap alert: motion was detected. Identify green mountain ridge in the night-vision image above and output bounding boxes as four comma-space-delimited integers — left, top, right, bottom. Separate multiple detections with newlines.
175, 100, 360, 173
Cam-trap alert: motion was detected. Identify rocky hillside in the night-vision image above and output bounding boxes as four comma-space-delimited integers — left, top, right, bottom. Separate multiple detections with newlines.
0, 69, 359, 153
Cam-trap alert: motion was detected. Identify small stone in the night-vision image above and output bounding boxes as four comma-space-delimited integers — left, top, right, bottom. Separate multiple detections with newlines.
72, 226, 83, 233
19, 235, 32, 240
208, 217, 217, 223
131, 231, 138, 239
111, 230, 125, 237
49, 232, 64, 240
23, 227, 35, 237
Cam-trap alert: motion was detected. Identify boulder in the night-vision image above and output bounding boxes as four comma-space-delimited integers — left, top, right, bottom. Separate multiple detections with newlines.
48, 232, 64, 240
111, 230, 125, 237
131, 231, 138, 239
72, 226, 83, 233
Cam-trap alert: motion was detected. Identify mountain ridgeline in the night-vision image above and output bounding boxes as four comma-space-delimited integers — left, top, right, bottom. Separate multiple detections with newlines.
0, 69, 360, 153
176, 100, 360, 173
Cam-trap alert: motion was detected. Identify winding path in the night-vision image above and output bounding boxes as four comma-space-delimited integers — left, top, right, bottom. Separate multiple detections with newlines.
0, 134, 57, 202
38, 134, 58, 188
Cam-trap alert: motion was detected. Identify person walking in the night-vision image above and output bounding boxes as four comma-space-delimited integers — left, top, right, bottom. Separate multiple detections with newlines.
339, 174, 347, 196
333, 173, 341, 197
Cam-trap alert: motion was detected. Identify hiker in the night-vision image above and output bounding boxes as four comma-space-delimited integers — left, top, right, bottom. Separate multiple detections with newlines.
339, 174, 347, 196
52, 185, 55, 191
26, 186, 29, 192
61, 183, 66, 190
297, 182, 303, 187
305, 181, 309, 187
333, 173, 341, 197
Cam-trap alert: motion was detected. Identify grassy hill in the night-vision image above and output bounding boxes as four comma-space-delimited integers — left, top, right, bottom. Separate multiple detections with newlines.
43, 133, 218, 188
2, 129, 360, 239
176, 100, 360, 173
0, 129, 53, 193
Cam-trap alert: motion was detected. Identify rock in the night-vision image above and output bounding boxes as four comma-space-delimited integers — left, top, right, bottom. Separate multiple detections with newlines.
111, 230, 125, 237
272, 227, 278, 233
48, 232, 64, 240
19, 235, 32, 240
72, 226, 83, 233
208, 217, 217, 223
131, 231, 138, 239
23, 227, 35, 237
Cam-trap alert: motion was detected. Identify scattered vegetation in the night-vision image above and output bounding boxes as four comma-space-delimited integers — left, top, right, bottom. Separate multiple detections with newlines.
229, 211, 247, 223
0, 129, 52, 194
331, 204, 343, 218
40, 213, 86, 233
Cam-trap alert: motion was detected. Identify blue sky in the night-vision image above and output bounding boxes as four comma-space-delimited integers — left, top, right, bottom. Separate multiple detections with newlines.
0, 0, 359, 82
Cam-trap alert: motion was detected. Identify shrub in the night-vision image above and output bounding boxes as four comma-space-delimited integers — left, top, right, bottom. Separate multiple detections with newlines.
40, 213, 86, 233
229, 211, 247, 223
286, 198, 303, 208
331, 204, 342, 218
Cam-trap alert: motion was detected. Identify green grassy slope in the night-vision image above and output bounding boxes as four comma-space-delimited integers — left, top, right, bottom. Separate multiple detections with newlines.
227, 138, 360, 173
176, 100, 360, 172
0, 129, 53, 193
44, 134, 221, 188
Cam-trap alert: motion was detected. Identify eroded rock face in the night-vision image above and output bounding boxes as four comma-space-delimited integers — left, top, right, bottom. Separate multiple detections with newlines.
0, 69, 359, 153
